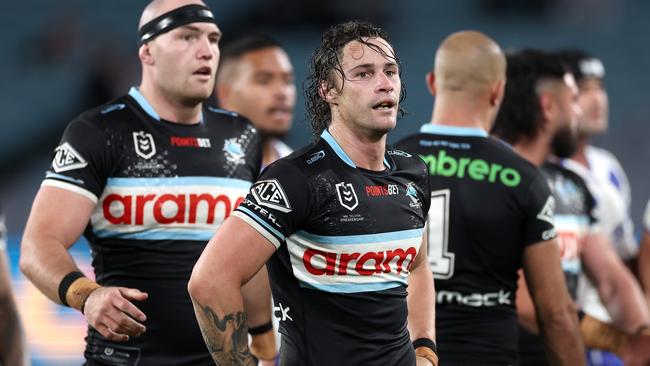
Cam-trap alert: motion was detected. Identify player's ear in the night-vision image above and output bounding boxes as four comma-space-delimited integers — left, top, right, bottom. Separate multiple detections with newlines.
538, 92, 555, 131
490, 79, 506, 107
139, 42, 154, 65
425, 71, 436, 97
319, 80, 338, 105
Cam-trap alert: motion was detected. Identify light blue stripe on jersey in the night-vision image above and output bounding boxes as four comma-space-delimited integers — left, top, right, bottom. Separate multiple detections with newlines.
45, 172, 84, 185
321, 129, 391, 169
420, 123, 488, 137
93, 228, 214, 241
295, 228, 423, 245
299, 280, 405, 293
128, 87, 204, 123
129, 87, 160, 121
236, 207, 286, 241
105, 176, 252, 189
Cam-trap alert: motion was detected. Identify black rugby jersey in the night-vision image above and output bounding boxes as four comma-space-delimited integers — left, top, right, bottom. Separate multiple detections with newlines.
518, 160, 596, 366
42, 87, 262, 366
395, 124, 556, 365
232, 129, 431, 366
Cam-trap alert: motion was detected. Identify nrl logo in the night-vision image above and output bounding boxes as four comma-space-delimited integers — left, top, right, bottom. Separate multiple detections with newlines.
133, 131, 156, 159
52, 142, 88, 173
252, 179, 292, 213
335, 182, 358, 211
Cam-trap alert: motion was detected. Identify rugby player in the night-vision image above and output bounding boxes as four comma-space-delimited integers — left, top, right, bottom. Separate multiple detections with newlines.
492, 49, 650, 366
216, 34, 295, 170
189, 21, 438, 366
395, 31, 583, 366
557, 49, 640, 366
19, 1, 274, 364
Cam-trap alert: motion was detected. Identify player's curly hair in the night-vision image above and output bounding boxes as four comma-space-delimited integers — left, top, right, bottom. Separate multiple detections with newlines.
491, 49, 569, 144
305, 21, 406, 138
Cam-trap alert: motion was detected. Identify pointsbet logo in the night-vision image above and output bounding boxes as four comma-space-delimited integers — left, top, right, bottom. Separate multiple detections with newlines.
420, 150, 521, 187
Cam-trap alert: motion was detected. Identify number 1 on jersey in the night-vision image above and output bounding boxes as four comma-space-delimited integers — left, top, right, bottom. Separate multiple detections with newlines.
427, 189, 455, 279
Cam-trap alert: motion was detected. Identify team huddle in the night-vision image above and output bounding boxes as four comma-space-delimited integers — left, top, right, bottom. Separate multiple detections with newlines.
14, 0, 650, 366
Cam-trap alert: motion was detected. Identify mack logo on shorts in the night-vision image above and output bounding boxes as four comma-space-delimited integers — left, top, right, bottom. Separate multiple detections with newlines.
133, 131, 156, 159
302, 247, 417, 276
336, 182, 358, 211
251, 179, 292, 213
52, 142, 88, 173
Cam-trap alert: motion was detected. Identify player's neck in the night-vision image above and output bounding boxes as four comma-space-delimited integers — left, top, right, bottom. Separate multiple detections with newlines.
328, 123, 387, 171
138, 83, 203, 125
569, 138, 590, 167
513, 135, 551, 167
430, 96, 491, 132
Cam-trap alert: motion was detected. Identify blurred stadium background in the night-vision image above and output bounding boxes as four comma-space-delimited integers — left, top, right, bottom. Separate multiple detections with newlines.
2, 0, 649, 364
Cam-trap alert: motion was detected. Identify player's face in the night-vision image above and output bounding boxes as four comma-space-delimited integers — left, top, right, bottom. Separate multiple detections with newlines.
551, 73, 581, 158
151, 23, 221, 103
225, 47, 296, 138
577, 78, 609, 136
331, 38, 401, 136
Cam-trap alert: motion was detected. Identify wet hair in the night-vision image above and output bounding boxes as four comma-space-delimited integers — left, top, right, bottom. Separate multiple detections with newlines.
491, 49, 569, 144
305, 21, 406, 137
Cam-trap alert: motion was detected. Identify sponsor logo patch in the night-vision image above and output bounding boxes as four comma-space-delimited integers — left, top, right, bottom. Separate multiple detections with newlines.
387, 149, 412, 157
251, 179, 292, 213
52, 142, 88, 172
306, 150, 325, 164
133, 131, 156, 159
335, 182, 358, 211
537, 196, 555, 225
171, 136, 211, 148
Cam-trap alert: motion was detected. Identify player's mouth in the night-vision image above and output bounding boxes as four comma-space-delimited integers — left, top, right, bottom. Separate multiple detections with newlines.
372, 99, 396, 110
268, 106, 293, 121
192, 66, 213, 79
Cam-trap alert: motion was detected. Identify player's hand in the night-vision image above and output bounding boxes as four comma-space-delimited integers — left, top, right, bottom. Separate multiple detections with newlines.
416, 355, 435, 366
622, 334, 650, 366
83, 286, 148, 342
257, 359, 276, 366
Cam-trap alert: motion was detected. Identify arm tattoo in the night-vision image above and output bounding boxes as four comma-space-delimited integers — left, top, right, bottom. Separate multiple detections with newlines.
196, 302, 256, 366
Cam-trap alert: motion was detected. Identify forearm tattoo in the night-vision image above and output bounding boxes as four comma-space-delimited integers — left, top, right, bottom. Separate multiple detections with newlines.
196, 302, 255, 366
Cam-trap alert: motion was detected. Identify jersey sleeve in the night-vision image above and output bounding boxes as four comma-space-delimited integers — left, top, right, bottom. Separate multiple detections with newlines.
231, 160, 311, 250
523, 174, 557, 246
41, 116, 112, 203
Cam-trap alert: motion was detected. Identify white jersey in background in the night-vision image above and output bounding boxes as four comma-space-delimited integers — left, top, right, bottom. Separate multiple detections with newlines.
562, 145, 637, 322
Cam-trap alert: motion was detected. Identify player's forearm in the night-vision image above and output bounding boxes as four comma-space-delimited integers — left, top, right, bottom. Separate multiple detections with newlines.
19, 234, 79, 303
0, 295, 28, 366
536, 301, 585, 366
241, 265, 273, 327
406, 263, 436, 341
601, 266, 650, 333
189, 277, 256, 366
